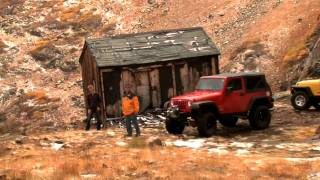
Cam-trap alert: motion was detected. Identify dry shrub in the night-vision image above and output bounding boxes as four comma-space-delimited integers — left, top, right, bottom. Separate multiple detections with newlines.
128, 138, 146, 148
283, 41, 308, 65
6, 169, 33, 180
263, 160, 311, 179
0, 39, 7, 53
25, 90, 47, 100
52, 161, 80, 180
30, 40, 50, 52
59, 5, 83, 22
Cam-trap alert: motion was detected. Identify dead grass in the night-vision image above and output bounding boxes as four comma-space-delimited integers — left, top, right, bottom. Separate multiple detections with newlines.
1, 142, 319, 180
262, 160, 312, 179
128, 137, 147, 148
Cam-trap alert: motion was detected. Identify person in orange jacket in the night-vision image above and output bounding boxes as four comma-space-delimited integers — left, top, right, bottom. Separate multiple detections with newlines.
122, 84, 141, 137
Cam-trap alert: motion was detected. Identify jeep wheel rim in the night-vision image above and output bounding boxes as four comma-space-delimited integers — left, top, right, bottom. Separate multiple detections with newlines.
295, 95, 306, 107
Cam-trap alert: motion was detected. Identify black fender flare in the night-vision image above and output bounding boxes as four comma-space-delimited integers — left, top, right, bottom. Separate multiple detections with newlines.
291, 86, 314, 97
191, 101, 220, 119
247, 96, 273, 112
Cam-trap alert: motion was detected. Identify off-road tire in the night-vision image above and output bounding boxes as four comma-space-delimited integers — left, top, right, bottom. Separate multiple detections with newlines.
313, 101, 320, 110
291, 91, 311, 110
219, 117, 238, 127
165, 118, 185, 134
197, 112, 217, 137
249, 105, 271, 130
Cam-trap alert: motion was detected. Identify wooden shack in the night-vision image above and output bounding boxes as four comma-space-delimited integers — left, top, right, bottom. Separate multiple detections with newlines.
79, 27, 220, 118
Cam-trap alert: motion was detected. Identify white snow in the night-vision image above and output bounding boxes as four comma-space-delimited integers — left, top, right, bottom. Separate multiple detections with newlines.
230, 142, 254, 148
235, 149, 250, 156
311, 146, 320, 151
116, 141, 127, 147
208, 147, 228, 154
173, 139, 206, 149
106, 130, 116, 137
51, 142, 64, 150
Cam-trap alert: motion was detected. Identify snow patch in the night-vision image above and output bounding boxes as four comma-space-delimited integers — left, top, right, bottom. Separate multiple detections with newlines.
116, 141, 127, 147
230, 142, 254, 148
208, 147, 228, 154
173, 139, 206, 149
106, 130, 116, 137
235, 149, 250, 156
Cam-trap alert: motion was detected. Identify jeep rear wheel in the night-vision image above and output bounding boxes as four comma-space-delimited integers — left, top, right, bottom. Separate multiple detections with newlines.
219, 117, 238, 127
291, 92, 311, 110
249, 106, 271, 130
165, 118, 185, 134
197, 112, 217, 137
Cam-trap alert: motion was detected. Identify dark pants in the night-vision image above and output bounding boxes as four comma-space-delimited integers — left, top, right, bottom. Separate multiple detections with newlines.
125, 115, 140, 136
86, 110, 102, 130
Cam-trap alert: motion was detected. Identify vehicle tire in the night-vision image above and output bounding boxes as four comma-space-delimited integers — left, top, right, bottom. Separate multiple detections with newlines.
313, 101, 320, 110
219, 117, 238, 127
165, 118, 185, 134
249, 105, 271, 130
291, 91, 311, 110
197, 112, 217, 137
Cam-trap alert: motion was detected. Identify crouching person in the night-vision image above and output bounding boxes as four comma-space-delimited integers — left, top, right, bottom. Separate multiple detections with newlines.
86, 85, 102, 131
122, 84, 141, 137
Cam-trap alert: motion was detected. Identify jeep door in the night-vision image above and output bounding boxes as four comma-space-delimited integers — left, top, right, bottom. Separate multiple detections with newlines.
223, 77, 246, 114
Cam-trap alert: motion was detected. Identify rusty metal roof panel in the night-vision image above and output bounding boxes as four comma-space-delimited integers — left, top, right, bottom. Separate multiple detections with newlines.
85, 27, 220, 67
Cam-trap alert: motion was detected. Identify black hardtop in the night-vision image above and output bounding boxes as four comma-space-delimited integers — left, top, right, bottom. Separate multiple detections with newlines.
202, 72, 266, 78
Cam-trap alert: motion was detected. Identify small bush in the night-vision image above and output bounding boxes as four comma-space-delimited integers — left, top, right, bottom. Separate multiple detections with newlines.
0, 112, 6, 123
283, 41, 308, 65
128, 138, 146, 148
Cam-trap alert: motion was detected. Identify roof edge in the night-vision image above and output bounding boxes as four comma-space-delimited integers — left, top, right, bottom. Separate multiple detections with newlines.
85, 26, 205, 42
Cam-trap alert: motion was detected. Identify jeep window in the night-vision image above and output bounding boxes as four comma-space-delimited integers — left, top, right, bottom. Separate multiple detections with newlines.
196, 78, 224, 90
227, 78, 242, 91
246, 76, 267, 92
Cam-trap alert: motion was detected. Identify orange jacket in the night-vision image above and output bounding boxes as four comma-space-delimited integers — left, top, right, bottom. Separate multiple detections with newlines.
122, 96, 139, 116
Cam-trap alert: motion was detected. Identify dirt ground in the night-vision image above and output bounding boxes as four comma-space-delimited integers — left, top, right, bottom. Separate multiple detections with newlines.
0, 98, 320, 180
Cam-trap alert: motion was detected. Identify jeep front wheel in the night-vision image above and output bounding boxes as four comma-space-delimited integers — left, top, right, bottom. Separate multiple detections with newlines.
249, 106, 271, 130
165, 118, 185, 134
197, 112, 217, 137
291, 92, 311, 110
219, 117, 238, 127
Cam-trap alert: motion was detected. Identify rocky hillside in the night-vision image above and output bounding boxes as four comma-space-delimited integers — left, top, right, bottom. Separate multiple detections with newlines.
0, 0, 319, 128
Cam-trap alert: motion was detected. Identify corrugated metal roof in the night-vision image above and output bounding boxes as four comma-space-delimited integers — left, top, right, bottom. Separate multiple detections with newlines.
85, 27, 220, 67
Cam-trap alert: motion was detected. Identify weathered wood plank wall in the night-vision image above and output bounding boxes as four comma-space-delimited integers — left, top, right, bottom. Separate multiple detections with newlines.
97, 55, 218, 117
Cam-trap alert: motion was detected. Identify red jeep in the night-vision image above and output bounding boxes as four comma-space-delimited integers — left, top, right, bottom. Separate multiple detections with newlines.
166, 72, 274, 137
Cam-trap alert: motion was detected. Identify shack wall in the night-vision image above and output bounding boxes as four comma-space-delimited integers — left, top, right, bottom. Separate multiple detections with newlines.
100, 55, 218, 117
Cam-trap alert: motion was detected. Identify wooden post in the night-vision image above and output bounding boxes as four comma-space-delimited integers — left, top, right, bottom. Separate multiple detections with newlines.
170, 63, 177, 96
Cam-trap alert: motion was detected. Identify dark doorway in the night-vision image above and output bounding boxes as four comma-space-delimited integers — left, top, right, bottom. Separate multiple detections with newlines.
102, 70, 121, 108
174, 64, 184, 96
159, 66, 173, 106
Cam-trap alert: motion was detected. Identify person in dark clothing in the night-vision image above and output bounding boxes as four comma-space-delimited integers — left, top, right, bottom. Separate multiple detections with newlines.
85, 85, 102, 131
